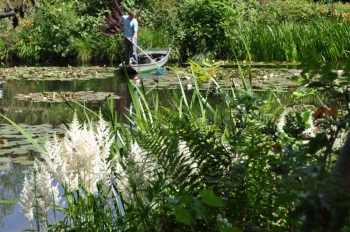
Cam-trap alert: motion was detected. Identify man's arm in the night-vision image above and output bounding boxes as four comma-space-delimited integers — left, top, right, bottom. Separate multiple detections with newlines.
131, 20, 138, 43
131, 31, 137, 43
119, 15, 124, 23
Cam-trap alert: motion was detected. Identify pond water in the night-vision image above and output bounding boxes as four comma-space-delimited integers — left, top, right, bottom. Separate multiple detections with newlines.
0, 63, 327, 231
0, 67, 156, 231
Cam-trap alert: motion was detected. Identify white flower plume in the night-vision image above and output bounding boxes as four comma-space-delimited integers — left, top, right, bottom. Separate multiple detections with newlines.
20, 112, 115, 222
20, 159, 61, 223
43, 112, 114, 193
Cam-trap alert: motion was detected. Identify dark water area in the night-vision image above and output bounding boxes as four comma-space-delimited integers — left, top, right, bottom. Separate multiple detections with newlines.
0, 71, 146, 125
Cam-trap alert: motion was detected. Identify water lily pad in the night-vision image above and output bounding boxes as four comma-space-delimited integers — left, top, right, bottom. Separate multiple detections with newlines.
12, 148, 30, 155
12, 156, 30, 163
14, 91, 120, 102
0, 140, 18, 148
0, 165, 11, 171
20, 144, 39, 151
3, 66, 115, 81
0, 157, 11, 163
16, 140, 33, 145
17, 160, 34, 165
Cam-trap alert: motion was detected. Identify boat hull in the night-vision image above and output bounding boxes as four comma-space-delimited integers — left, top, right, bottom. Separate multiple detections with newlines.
119, 48, 170, 74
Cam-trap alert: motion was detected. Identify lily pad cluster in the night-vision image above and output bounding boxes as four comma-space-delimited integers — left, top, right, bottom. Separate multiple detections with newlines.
0, 123, 67, 171
153, 66, 300, 92
13, 91, 120, 102
0, 65, 115, 81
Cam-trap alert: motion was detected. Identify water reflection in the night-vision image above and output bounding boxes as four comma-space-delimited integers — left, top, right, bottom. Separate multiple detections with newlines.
0, 163, 30, 231
0, 70, 155, 231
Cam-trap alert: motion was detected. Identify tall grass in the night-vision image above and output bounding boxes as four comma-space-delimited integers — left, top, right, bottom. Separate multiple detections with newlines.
72, 38, 93, 65
229, 18, 350, 62
138, 28, 168, 49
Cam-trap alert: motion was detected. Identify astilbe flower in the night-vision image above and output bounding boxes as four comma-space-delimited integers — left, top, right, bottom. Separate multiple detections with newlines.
20, 160, 61, 223
113, 142, 157, 204
20, 112, 115, 224
42, 113, 115, 193
114, 140, 198, 204
277, 110, 287, 133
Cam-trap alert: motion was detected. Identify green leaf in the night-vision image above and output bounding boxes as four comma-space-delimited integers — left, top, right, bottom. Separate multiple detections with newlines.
173, 205, 192, 224
302, 111, 311, 122
179, 194, 194, 204
319, 73, 337, 82
199, 189, 224, 207
291, 76, 299, 83
0, 200, 20, 204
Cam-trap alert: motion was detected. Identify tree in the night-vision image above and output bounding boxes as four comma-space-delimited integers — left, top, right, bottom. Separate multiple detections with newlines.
0, 3, 28, 28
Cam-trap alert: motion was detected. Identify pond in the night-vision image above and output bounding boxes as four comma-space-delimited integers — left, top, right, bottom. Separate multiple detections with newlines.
0, 65, 145, 231
0, 63, 319, 231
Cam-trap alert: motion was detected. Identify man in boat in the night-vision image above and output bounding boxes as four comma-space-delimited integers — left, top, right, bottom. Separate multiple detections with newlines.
120, 10, 138, 65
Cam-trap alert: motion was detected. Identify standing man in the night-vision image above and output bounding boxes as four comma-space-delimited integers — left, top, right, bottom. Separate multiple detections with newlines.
120, 10, 138, 65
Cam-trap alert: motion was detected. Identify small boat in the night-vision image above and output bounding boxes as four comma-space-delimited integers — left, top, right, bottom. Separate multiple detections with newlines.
119, 48, 170, 74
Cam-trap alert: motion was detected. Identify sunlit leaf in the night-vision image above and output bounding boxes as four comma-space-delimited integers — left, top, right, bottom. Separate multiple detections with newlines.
0, 200, 19, 204
199, 189, 224, 207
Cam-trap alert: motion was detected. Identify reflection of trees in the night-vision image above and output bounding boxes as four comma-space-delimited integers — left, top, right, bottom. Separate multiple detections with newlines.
114, 73, 132, 122
0, 163, 28, 229
0, 76, 120, 125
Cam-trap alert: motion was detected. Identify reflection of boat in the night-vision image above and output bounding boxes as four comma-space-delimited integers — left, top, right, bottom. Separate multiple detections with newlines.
119, 48, 170, 74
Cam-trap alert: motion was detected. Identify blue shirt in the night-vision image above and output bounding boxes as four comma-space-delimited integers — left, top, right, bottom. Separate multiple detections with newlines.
120, 15, 138, 39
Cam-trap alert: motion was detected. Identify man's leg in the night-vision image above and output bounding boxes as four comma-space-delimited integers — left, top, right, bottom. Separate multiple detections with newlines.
124, 38, 131, 65
131, 38, 138, 64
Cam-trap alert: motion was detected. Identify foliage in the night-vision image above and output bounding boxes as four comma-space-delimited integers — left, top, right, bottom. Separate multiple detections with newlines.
10, 1, 80, 62
2, 0, 350, 63
178, 0, 236, 61
100, 0, 126, 36
3, 48, 350, 231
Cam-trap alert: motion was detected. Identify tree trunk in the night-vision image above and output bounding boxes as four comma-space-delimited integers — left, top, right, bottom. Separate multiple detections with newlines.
0, 10, 16, 19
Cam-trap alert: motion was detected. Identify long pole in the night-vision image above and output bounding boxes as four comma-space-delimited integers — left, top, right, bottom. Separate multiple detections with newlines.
123, 34, 162, 68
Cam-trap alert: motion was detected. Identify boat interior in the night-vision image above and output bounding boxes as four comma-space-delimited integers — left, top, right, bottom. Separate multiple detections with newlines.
138, 53, 166, 65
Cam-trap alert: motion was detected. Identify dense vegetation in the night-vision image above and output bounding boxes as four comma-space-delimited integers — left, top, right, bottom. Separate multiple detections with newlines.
8, 51, 350, 232
1, 0, 350, 65
3, 0, 350, 231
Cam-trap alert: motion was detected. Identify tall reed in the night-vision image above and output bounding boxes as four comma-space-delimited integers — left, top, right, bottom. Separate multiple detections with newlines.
229, 19, 350, 62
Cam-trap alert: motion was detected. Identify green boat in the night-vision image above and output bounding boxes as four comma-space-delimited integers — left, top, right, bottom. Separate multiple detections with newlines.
119, 48, 170, 74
